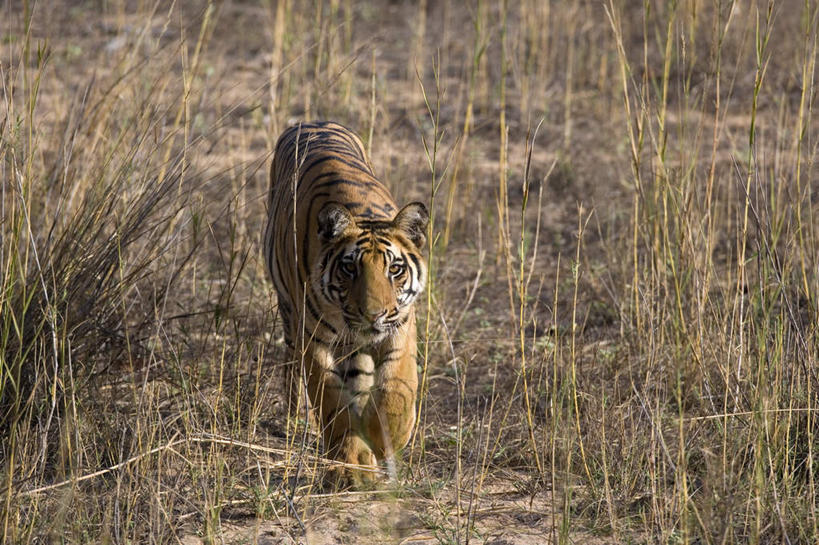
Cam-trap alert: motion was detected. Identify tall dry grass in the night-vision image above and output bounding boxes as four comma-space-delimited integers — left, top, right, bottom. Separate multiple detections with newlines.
1, 1, 817, 543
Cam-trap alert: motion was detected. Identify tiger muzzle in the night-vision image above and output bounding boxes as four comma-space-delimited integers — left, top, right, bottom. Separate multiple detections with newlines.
364, 308, 388, 326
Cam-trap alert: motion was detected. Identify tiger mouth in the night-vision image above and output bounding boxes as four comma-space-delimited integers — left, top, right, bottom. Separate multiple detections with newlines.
340, 308, 403, 339
359, 323, 390, 335
350, 320, 395, 338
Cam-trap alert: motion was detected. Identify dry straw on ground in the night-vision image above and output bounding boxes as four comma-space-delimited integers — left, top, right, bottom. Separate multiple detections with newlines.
1, 1, 817, 543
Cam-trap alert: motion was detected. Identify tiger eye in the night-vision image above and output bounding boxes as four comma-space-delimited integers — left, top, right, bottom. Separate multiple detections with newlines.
342, 261, 357, 275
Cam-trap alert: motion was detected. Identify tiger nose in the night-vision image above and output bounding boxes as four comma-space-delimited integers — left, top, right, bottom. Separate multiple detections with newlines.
365, 309, 387, 324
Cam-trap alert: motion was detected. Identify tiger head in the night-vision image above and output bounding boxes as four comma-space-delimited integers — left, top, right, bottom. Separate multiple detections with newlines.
315, 201, 428, 343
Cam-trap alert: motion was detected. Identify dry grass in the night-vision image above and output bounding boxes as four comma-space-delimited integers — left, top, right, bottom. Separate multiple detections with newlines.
1, 1, 817, 543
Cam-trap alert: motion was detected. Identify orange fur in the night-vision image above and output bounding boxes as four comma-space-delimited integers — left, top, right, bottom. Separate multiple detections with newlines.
264, 121, 428, 485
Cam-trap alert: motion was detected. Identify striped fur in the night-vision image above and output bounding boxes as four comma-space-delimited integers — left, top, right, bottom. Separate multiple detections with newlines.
264, 121, 428, 484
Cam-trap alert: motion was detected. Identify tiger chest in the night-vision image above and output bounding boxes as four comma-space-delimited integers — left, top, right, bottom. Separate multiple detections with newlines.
334, 349, 377, 412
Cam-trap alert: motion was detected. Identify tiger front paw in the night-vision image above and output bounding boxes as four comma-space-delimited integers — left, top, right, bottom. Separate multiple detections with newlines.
324, 434, 379, 489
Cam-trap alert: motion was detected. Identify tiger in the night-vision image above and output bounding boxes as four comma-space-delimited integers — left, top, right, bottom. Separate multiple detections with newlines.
264, 121, 428, 485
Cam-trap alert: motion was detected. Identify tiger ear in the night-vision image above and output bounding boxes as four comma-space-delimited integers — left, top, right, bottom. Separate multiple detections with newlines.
317, 202, 354, 242
392, 202, 428, 249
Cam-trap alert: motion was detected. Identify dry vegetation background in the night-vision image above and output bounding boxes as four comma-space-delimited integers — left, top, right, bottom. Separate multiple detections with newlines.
2, 0, 818, 543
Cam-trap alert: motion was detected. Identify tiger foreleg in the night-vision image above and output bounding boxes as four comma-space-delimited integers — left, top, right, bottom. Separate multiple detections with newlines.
360, 351, 418, 466
303, 348, 378, 485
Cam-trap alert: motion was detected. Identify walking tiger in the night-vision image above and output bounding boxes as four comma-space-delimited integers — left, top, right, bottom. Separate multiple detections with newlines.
264, 121, 428, 485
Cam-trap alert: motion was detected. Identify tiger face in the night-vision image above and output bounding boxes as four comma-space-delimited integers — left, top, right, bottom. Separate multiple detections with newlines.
314, 201, 428, 343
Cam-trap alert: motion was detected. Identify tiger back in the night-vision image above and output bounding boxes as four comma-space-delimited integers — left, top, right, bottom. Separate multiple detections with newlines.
264, 121, 428, 485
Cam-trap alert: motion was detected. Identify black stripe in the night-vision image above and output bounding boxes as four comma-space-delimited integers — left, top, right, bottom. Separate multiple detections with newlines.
358, 219, 393, 229
408, 253, 422, 277
359, 208, 373, 218
276, 124, 370, 173
326, 284, 342, 300
370, 201, 396, 215
314, 177, 383, 191
294, 145, 367, 166
300, 191, 330, 281
275, 127, 313, 173
342, 368, 375, 380
304, 295, 338, 336
375, 350, 402, 369
300, 155, 372, 179
318, 125, 370, 160
320, 250, 332, 271
298, 142, 364, 158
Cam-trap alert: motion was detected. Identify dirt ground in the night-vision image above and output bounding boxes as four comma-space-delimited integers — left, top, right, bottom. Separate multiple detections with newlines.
179, 485, 574, 545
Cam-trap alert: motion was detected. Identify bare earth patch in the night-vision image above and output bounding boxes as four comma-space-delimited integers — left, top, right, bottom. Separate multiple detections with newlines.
179, 484, 598, 545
